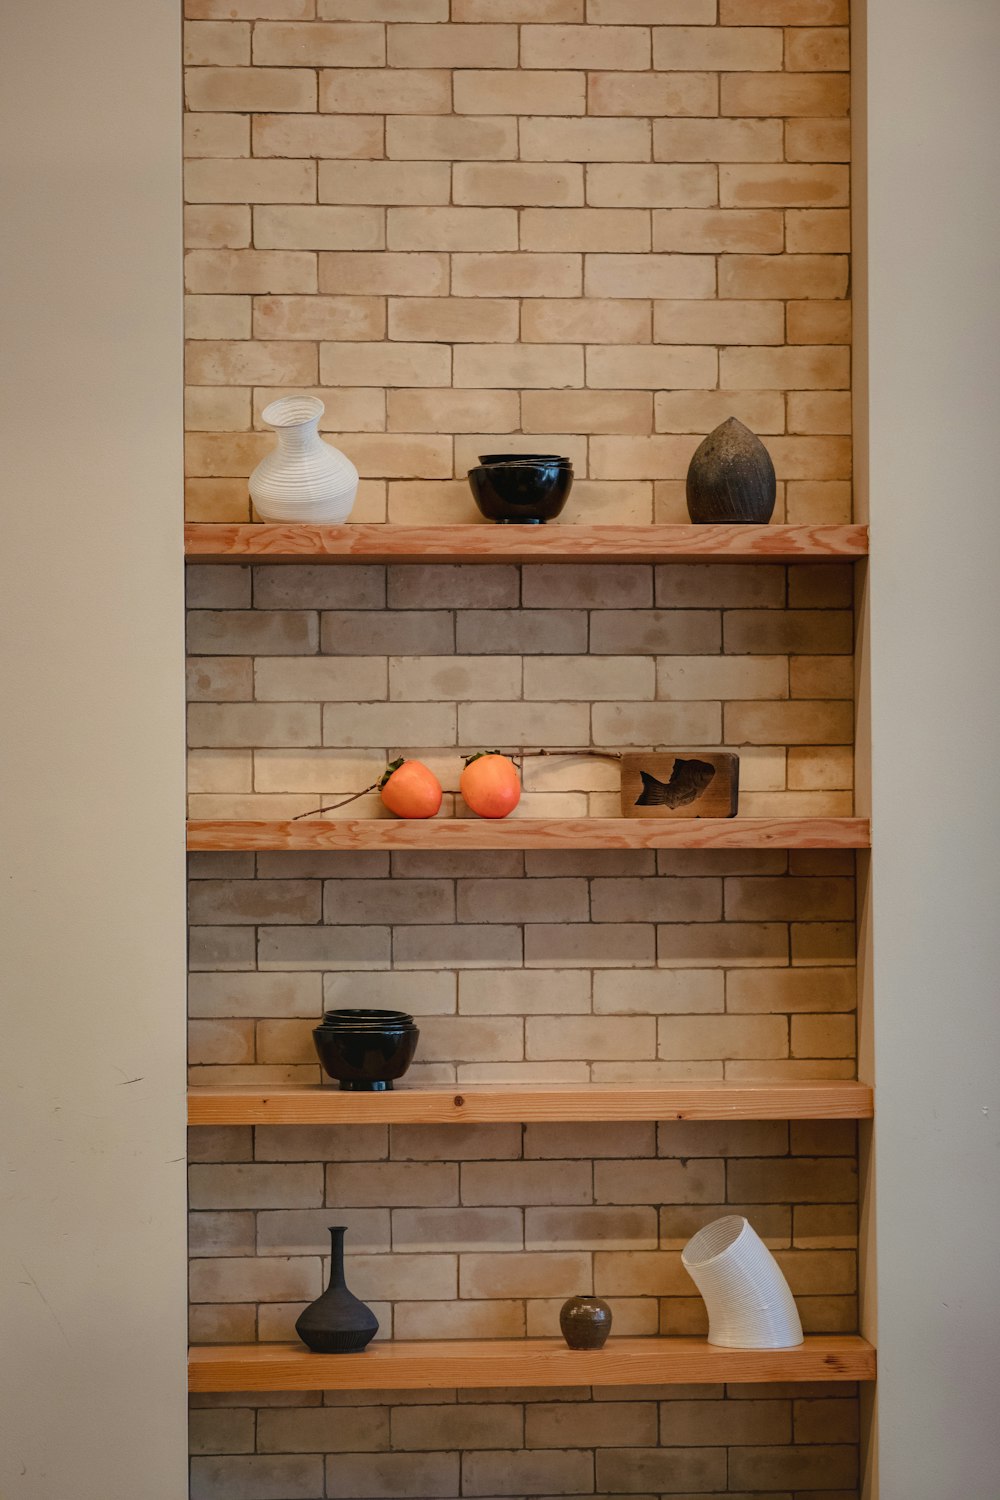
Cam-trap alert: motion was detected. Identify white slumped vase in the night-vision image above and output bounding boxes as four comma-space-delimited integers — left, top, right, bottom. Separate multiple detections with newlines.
249, 395, 358, 523
681, 1215, 803, 1350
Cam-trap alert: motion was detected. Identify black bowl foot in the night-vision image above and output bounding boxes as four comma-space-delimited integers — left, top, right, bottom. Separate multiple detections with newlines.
338, 1079, 393, 1091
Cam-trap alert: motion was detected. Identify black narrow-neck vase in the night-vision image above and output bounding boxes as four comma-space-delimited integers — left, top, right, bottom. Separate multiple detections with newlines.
295, 1226, 379, 1354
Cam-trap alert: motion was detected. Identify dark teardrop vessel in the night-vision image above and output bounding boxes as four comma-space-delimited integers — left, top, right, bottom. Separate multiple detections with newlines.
295, 1226, 379, 1354
685, 416, 776, 524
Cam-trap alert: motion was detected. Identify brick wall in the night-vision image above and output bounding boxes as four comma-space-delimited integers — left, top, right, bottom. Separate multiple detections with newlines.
184, 2, 857, 1495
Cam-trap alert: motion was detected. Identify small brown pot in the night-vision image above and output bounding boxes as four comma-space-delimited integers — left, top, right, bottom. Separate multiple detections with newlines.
560, 1295, 613, 1350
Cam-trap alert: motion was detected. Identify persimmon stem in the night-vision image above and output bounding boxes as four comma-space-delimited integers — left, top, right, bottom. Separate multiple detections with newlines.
290, 749, 624, 821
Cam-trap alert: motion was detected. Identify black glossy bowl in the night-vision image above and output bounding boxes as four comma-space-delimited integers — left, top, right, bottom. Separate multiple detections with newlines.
313, 1024, 419, 1091
468, 461, 574, 524
321, 1008, 415, 1028
479, 453, 571, 467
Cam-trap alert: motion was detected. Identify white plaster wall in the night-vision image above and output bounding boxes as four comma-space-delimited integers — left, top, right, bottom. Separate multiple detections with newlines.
0, 3, 188, 1496
864, 1, 1000, 1494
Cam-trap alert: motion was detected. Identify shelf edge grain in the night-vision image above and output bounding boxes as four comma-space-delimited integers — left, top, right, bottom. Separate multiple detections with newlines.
188, 1336, 876, 1392
184, 522, 869, 565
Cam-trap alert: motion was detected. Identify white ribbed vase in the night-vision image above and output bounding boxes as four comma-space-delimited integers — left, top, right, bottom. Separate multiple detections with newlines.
682, 1215, 803, 1350
249, 396, 358, 523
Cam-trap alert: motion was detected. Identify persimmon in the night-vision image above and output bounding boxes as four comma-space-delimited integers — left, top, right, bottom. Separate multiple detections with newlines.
460, 751, 521, 819
379, 758, 442, 819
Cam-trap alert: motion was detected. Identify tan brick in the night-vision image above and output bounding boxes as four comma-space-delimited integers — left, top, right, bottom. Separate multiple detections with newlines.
659, 1014, 788, 1060
521, 116, 651, 162
460, 1251, 591, 1298
389, 22, 519, 66
527, 1399, 657, 1447
187, 0, 313, 13
791, 921, 855, 965
522, 24, 650, 69
252, 112, 383, 158
655, 26, 783, 70
721, 164, 849, 208
320, 250, 449, 294
658, 921, 788, 967
595, 1157, 725, 1203
189, 1406, 256, 1454
188, 747, 253, 792
394, 926, 523, 968
455, 344, 584, 390
788, 390, 852, 433
722, 71, 850, 117
520, 208, 650, 253
523, 299, 652, 344
319, 0, 448, 13
320, 67, 450, 112
189, 1162, 322, 1209
319, 160, 450, 204
455, 162, 584, 207
787, 207, 851, 252
326, 1454, 459, 1500
321, 699, 456, 746
386, 207, 518, 253
726, 875, 854, 921
191, 1456, 323, 1499
253, 20, 385, 64
389, 563, 518, 608
186, 340, 317, 385
588, 70, 718, 116
768, 434, 852, 478
720, 253, 848, 300
254, 294, 384, 340
585, 253, 714, 299
588, 434, 692, 480
388, 389, 518, 435
390, 298, 517, 343
655, 299, 783, 346
185, 113, 249, 158
388, 115, 517, 162
185, 479, 251, 520
462, 1158, 593, 1204
794, 1395, 859, 1443
257, 1406, 389, 1453
593, 968, 723, 1015
596, 1448, 727, 1494
185, 249, 316, 294
653, 208, 782, 255
456, 0, 581, 14
592, 346, 719, 393
791, 1012, 855, 1057
185, 207, 251, 251
184, 432, 269, 476
729, 1444, 857, 1490
721, 0, 847, 18
189, 1018, 255, 1065
653, 118, 783, 164
787, 744, 853, 790
255, 561, 385, 608
657, 654, 788, 701
786, 25, 850, 70
521, 391, 647, 437
587, 163, 716, 209
591, 0, 715, 18
326, 1160, 458, 1206
185, 65, 316, 112
188, 703, 321, 748
185, 21, 252, 65
592, 701, 721, 745
790, 655, 854, 698
786, 116, 851, 162
728, 967, 855, 1013
785, 481, 851, 524
453, 253, 582, 297
459, 969, 589, 1014
255, 655, 389, 702
526, 1015, 656, 1061
454, 69, 586, 115
721, 345, 849, 390
786, 298, 852, 343
185, 387, 250, 431
253, 207, 383, 252
524, 922, 656, 968
319, 339, 450, 386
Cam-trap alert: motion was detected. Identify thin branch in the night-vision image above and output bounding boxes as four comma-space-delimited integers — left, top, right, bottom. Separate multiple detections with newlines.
291, 780, 380, 820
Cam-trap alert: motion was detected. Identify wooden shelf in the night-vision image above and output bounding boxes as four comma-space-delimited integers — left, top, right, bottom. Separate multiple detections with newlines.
187, 815, 870, 853
184, 522, 868, 565
189, 1335, 875, 1392
188, 1081, 873, 1127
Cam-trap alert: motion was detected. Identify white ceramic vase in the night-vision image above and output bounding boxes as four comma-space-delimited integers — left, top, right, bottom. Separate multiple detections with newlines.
249, 395, 358, 523
681, 1215, 803, 1349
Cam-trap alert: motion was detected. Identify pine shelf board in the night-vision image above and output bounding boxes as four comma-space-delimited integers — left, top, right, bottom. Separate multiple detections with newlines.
188, 1336, 875, 1393
184, 522, 868, 565
187, 816, 870, 853
187, 1081, 873, 1127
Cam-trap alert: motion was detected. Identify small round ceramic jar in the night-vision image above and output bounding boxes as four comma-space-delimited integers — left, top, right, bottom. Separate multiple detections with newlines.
559, 1295, 613, 1350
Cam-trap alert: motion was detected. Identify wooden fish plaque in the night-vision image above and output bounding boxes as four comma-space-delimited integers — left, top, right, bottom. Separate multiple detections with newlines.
620, 752, 739, 819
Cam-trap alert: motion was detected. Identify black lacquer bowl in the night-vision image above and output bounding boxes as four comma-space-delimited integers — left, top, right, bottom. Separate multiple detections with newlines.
313, 1011, 419, 1091
468, 459, 573, 524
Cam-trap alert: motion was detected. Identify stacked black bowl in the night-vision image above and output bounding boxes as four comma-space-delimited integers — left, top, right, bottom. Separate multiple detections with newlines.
313, 1008, 420, 1091
468, 452, 573, 524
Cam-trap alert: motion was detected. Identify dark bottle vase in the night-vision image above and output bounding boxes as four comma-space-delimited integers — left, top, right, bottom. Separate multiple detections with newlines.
295, 1226, 379, 1354
560, 1295, 613, 1350
685, 417, 776, 524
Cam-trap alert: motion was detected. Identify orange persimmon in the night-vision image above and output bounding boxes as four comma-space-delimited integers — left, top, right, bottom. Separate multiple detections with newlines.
379, 758, 442, 819
460, 751, 521, 819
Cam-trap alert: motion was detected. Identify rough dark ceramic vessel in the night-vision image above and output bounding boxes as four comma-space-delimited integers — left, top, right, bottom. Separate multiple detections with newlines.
560, 1295, 613, 1350
685, 417, 776, 524
468, 461, 573, 524
295, 1226, 379, 1353
313, 1022, 419, 1091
